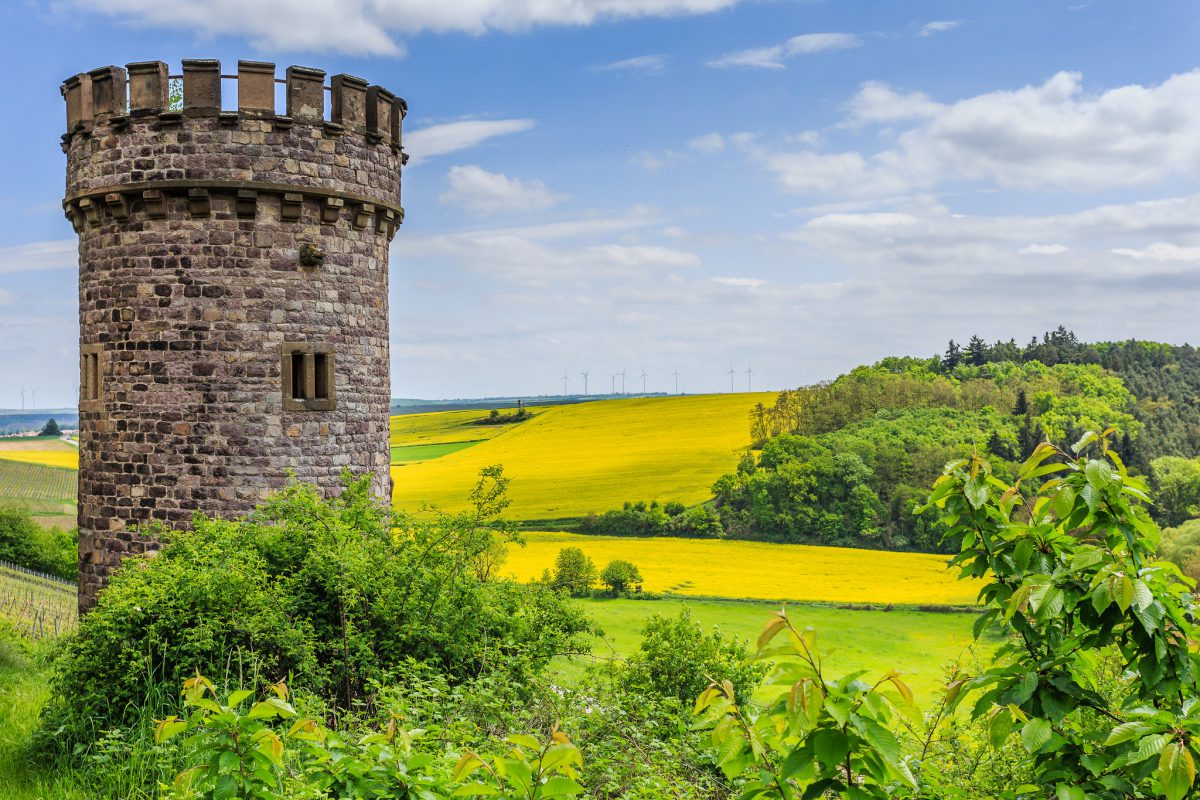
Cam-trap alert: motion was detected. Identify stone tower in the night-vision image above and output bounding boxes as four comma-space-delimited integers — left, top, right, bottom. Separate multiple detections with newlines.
61, 60, 405, 611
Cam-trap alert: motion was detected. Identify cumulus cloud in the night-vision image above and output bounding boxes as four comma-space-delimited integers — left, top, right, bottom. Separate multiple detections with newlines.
592, 54, 668, 75
405, 119, 535, 165
708, 33, 861, 69
439, 165, 567, 214
845, 81, 943, 125
919, 20, 962, 37
67, 0, 747, 55
0, 240, 77, 275
755, 70, 1200, 196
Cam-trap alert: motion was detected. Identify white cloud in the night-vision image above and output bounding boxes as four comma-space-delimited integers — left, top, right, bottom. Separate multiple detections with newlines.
592, 54, 668, 75
405, 119, 535, 165
1019, 243, 1069, 255
1112, 242, 1200, 262
688, 133, 725, 153
712, 276, 765, 287
755, 69, 1200, 196
68, 0, 748, 55
845, 81, 943, 125
439, 165, 567, 214
0, 240, 76, 275
708, 33, 861, 69
919, 20, 961, 37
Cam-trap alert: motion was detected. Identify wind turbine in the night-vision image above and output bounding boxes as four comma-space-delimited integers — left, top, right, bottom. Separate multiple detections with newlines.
30, 388, 38, 410
580, 370, 590, 396
745, 363, 753, 393
728, 365, 737, 393
18, 385, 25, 410
619, 369, 627, 394
609, 373, 618, 395
672, 366, 680, 395
639, 368, 649, 395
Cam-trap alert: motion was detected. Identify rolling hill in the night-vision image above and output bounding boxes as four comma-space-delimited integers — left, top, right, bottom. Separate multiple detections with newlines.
390, 393, 775, 522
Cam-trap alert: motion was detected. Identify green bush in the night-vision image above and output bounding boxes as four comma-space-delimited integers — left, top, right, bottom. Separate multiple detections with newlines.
619, 607, 764, 706
0, 504, 75, 580
42, 469, 593, 750
599, 559, 642, 595
550, 546, 597, 596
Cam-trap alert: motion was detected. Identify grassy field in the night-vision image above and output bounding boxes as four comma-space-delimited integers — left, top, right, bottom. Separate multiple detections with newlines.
391, 393, 775, 522
391, 440, 482, 465
390, 408, 527, 446
570, 597, 978, 705
505, 531, 976, 605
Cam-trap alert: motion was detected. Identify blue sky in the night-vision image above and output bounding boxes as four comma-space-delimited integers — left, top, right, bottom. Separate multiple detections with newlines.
2, 0, 1200, 405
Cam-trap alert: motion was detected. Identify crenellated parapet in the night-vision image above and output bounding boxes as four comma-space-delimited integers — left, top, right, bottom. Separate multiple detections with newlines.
62, 59, 406, 149
61, 60, 406, 242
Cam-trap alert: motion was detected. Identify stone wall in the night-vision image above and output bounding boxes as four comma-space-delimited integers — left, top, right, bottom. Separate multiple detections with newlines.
61, 60, 404, 612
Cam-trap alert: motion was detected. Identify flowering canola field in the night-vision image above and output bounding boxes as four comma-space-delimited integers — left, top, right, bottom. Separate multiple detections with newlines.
506, 531, 977, 606
391, 393, 775, 521
0, 448, 78, 470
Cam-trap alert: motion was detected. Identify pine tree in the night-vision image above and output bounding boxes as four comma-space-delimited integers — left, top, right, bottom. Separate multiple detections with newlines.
942, 339, 962, 371
967, 335, 989, 366
1014, 389, 1029, 417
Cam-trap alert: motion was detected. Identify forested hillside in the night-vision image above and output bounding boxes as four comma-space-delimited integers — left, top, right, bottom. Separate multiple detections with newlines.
588, 328, 1200, 554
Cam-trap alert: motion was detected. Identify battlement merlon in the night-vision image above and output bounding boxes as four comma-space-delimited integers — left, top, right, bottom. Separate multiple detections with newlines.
60, 60, 407, 155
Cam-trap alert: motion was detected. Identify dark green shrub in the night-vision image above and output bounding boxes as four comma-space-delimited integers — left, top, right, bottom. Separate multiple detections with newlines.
599, 559, 642, 595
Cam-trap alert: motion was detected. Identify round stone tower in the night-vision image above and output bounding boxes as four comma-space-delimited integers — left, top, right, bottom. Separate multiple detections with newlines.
60, 60, 405, 612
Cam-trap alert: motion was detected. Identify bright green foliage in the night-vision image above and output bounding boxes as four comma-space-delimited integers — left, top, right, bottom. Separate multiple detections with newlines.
621, 608, 765, 708
43, 469, 593, 750
551, 547, 598, 596
1160, 519, 1200, 582
0, 504, 75, 580
154, 673, 584, 800
1152, 456, 1200, 528
722, 351, 1144, 550
925, 431, 1200, 799
695, 609, 917, 798
598, 559, 642, 595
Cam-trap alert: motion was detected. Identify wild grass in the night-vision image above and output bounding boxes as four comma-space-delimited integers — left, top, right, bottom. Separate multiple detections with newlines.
565, 597, 979, 706
504, 531, 977, 606
391, 393, 775, 522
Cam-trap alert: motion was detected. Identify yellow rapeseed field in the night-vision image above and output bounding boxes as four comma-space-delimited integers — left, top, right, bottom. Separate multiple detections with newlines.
390, 409, 522, 447
0, 449, 78, 470
504, 531, 978, 606
391, 393, 776, 521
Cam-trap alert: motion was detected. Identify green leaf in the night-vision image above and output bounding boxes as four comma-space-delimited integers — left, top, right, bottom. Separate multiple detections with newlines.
227, 689, 253, 708
1052, 486, 1076, 520
213, 774, 238, 800
1160, 741, 1196, 800
964, 477, 989, 510
452, 783, 502, 797
508, 733, 541, 751
1130, 579, 1153, 613
1115, 576, 1135, 612
1127, 733, 1171, 765
540, 776, 585, 798
1055, 784, 1085, 800
1104, 721, 1154, 746
1020, 718, 1052, 753
811, 729, 850, 768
